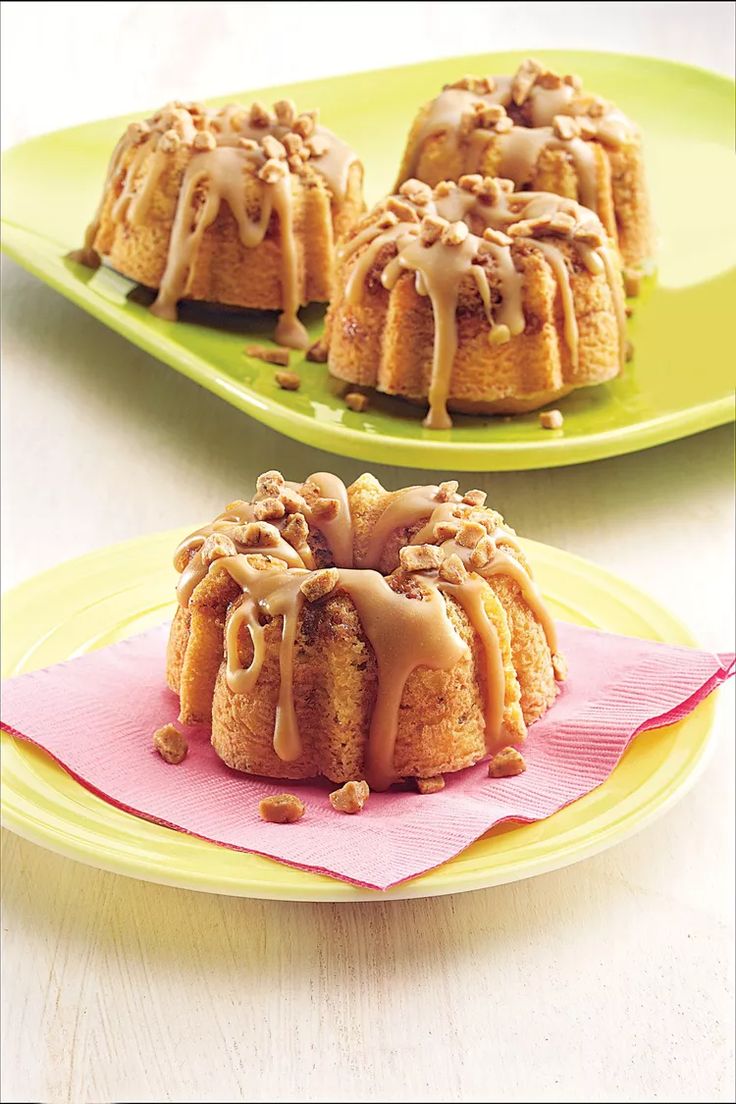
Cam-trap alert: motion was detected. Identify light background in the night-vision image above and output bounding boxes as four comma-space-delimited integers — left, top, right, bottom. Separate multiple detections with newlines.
1, 3, 735, 1102
2, 1, 735, 149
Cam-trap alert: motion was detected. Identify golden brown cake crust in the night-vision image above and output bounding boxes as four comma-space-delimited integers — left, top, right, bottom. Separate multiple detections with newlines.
324, 179, 626, 426
166, 472, 563, 790
395, 59, 653, 273
74, 99, 364, 348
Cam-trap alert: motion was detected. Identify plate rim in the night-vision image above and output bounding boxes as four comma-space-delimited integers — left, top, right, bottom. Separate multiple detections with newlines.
2, 225, 734, 473
0, 718, 717, 902
0, 528, 722, 901
2, 49, 735, 473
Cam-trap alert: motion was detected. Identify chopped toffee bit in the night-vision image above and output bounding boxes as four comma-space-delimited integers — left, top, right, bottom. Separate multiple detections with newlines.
420, 213, 449, 244
279, 487, 306, 514
438, 553, 467, 585
249, 101, 272, 128
245, 343, 290, 367
552, 114, 581, 141
435, 480, 459, 502
299, 478, 320, 505
489, 746, 526, 778
462, 489, 487, 507
344, 391, 369, 413
386, 196, 420, 222
300, 567, 340, 602
258, 157, 287, 184
399, 543, 444, 572
282, 512, 310, 547
193, 130, 216, 151
433, 520, 460, 542
201, 532, 237, 563
399, 178, 433, 203
306, 340, 329, 363
415, 776, 445, 794
625, 340, 635, 363
311, 496, 339, 520
329, 780, 370, 814
376, 210, 400, 229
539, 409, 564, 430
623, 269, 641, 298
253, 496, 287, 521
230, 521, 281, 547
258, 793, 306, 823
283, 131, 305, 156
459, 173, 485, 194
275, 370, 301, 391
256, 469, 285, 494
511, 57, 544, 105
158, 129, 181, 153
441, 220, 469, 246
482, 226, 512, 248
469, 535, 495, 570
261, 134, 287, 160
292, 111, 317, 139
273, 99, 296, 127
153, 723, 188, 765
456, 520, 487, 548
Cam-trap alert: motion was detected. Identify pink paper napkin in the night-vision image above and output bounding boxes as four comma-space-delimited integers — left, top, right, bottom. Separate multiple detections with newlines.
1, 623, 733, 890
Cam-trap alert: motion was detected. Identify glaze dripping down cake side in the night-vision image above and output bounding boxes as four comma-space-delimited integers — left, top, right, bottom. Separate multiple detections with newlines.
322, 177, 627, 428
167, 471, 565, 791
395, 58, 652, 277
71, 99, 365, 347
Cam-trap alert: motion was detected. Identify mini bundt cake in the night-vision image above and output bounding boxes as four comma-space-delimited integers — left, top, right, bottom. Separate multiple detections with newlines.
323, 177, 627, 427
395, 58, 652, 278
167, 470, 564, 791
71, 99, 365, 347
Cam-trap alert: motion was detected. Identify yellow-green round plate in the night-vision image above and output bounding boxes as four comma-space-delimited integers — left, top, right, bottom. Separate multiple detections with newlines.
0, 529, 719, 900
2, 51, 734, 471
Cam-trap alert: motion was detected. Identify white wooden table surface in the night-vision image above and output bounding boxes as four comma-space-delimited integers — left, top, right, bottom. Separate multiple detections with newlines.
1, 4, 734, 1102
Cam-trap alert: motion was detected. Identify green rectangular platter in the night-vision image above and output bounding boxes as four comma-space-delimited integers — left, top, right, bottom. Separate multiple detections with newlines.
2, 50, 734, 471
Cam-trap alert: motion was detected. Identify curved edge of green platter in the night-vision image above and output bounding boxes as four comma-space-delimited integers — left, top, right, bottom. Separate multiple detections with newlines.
0, 529, 724, 901
2, 50, 735, 472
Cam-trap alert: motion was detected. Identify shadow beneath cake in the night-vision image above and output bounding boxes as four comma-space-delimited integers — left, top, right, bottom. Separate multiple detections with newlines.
126, 281, 327, 338
323, 370, 634, 434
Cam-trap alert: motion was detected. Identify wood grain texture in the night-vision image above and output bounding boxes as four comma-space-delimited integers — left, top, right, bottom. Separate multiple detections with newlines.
1, 5, 735, 1098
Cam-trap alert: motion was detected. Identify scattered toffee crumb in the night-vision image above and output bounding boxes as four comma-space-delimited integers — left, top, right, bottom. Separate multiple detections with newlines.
275, 370, 301, 391
153, 723, 188, 764
344, 391, 369, 413
245, 343, 290, 367
259, 793, 306, 823
306, 340, 329, 363
488, 747, 526, 778
329, 780, 370, 813
415, 776, 445, 794
538, 409, 564, 430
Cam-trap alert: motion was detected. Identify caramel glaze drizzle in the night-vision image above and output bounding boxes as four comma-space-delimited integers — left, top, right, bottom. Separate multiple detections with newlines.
338, 180, 626, 430
174, 471, 353, 607
398, 66, 638, 224
73, 101, 360, 349
175, 475, 563, 791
